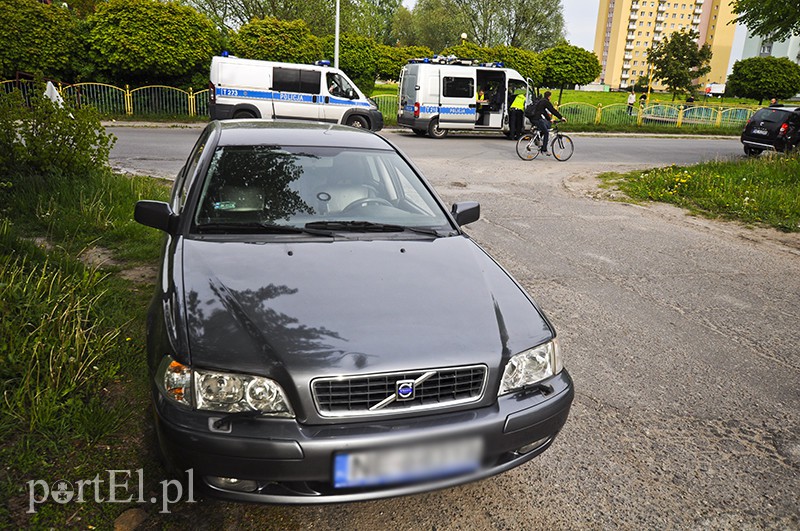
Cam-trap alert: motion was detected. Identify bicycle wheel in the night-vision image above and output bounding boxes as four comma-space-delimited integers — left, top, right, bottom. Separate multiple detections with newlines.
551, 133, 574, 161
516, 134, 541, 161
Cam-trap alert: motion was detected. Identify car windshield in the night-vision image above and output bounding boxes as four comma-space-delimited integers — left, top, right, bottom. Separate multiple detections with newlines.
193, 145, 452, 232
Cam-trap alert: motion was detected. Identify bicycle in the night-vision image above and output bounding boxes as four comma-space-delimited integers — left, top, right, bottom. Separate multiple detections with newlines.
515, 120, 574, 162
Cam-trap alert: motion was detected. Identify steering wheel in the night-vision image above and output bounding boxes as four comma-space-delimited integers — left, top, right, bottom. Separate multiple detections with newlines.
341, 197, 393, 212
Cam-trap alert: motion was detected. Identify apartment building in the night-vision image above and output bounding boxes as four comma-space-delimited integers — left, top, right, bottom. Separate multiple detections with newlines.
593, 0, 738, 90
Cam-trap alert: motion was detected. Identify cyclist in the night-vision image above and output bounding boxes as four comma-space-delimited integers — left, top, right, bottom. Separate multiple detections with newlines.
529, 91, 566, 155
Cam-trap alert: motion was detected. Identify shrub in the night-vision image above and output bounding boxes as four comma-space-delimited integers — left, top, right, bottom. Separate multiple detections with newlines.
0, 83, 115, 187
322, 33, 379, 96
85, 0, 221, 85
231, 17, 322, 64
0, 0, 81, 80
376, 45, 433, 81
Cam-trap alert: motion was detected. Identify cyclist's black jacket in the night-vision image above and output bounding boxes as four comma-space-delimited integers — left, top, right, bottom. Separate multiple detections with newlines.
531, 98, 563, 121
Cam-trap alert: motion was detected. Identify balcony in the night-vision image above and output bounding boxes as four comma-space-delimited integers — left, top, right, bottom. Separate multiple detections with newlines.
631, 3, 640, 9
695, 0, 703, 4
630, 13, 638, 20
693, 16, 701, 23
624, 53, 633, 60
658, 4, 666, 12
656, 14, 665, 22
626, 43, 635, 50
653, 35, 663, 42
621, 71, 630, 79
695, 7, 702, 14
628, 33, 636, 39
623, 62, 631, 69
655, 24, 664, 31
629, 23, 637, 30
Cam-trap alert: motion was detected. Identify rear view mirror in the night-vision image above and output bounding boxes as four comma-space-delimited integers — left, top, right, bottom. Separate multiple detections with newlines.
452, 201, 480, 226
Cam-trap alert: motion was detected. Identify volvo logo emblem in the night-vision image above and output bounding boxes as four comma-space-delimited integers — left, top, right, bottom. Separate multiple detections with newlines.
396, 380, 416, 401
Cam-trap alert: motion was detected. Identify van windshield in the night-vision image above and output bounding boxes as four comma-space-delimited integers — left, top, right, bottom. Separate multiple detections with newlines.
327, 73, 356, 98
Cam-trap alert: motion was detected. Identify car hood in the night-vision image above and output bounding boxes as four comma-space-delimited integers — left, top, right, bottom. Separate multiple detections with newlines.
180, 236, 552, 377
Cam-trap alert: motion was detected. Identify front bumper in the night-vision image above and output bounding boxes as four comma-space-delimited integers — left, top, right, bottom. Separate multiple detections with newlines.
153, 370, 574, 504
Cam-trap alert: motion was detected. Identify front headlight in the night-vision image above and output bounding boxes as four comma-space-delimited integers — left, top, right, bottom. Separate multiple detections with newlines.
155, 355, 294, 417
498, 339, 562, 396
194, 369, 294, 417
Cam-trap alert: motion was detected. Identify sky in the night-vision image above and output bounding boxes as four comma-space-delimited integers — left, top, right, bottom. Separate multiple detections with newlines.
562, 0, 600, 50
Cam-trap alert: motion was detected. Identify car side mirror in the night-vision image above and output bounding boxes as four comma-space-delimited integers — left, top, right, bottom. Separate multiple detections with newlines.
346, 88, 356, 99
452, 201, 480, 226
135, 200, 177, 233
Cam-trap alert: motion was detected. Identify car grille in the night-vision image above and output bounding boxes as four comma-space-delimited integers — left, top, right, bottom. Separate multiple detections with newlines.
312, 365, 487, 417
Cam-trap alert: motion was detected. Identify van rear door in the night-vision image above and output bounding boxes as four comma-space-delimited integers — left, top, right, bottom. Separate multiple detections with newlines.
398, 66, 418, 127
438, 72, 476, 128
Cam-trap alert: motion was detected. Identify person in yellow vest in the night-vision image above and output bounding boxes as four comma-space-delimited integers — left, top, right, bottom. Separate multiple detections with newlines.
509, 88, 526, 140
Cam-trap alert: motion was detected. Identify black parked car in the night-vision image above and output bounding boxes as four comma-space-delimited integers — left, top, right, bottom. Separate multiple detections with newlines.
135, 120, 573, 504
741, 105, 800, 155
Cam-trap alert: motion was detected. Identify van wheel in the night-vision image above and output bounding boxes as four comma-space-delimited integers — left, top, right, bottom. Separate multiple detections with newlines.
412, 128, 427, 136
427, 119, 448, 139
346, 115, 369, 128
233, 110, 256, 119
743, 146, 762, 156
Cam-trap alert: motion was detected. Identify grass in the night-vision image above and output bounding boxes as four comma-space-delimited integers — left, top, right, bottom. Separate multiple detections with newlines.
0, 167, 171, 528
598, 152, 800, 232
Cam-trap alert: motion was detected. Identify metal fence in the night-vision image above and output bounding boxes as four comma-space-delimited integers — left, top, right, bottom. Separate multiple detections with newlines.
1, 80, 756, 129
2, 80, 209, 117
558, 102, 756, 129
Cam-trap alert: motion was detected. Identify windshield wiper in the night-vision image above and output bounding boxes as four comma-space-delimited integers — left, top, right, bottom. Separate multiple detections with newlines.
195, 222, 333, 236
305, 221, 446, 236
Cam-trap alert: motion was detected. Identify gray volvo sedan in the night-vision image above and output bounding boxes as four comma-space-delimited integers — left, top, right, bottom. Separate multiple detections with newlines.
135, 120, 574, 504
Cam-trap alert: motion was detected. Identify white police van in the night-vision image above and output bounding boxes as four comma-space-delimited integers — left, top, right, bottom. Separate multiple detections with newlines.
397, 56, 530, 138
209, 55, 383, 131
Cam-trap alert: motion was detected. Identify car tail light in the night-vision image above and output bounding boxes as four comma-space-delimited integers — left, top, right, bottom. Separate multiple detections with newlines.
414, 102, 420, 118
778, 123, 789, 137
209, 81, 216, 103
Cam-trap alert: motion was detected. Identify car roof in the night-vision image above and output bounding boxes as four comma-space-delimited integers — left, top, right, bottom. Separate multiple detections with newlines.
213, 120, 394, 150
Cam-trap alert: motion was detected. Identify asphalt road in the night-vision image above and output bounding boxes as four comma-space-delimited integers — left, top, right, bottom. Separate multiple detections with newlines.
109, 126, 800, 530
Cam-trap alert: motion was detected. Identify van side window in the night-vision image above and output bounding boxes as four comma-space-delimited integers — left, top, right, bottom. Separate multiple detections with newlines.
273, 68, 321, 94
443, 77, 474, 98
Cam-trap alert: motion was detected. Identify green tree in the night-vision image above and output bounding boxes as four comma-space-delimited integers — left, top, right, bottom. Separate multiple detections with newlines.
539, 44, 602, 103
411, 0, 468, 52
0, 0, 81, 80
85, 0, 221, 85
727, 56, 800, 105
322, 33, 379, 95
646, 30, 712, 101
730, 0, 800, 40
389, 5, 416, 46
449, 0, 565, 50
231, 17, 322, 64
491, 46, 545, 86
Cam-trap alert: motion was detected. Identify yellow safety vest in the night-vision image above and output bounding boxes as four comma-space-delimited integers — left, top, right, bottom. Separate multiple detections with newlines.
511, 93, 525, 110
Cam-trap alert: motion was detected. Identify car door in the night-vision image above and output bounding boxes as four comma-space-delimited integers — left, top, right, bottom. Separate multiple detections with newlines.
270, 67, 323, 121
438, 73, 476, 129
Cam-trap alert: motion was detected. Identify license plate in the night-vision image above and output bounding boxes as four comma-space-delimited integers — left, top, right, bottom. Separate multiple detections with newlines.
752, 128, 769, 135
333, 437, 483, 489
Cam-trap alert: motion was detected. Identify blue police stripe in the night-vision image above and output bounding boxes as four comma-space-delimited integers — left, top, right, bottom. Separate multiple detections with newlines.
216, 88, 371, 108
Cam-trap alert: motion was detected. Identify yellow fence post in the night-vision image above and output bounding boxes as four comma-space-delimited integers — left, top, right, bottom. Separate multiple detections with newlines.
125, 84, 133, 116
676, 105, 684, 128
715, 108, 722, 127
188, 87, 195, 117
637, 104, 644, 126
595, 104, 602, 125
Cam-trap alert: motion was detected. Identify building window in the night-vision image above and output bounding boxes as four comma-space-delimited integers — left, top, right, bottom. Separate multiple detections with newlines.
760, 41, 773, 56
